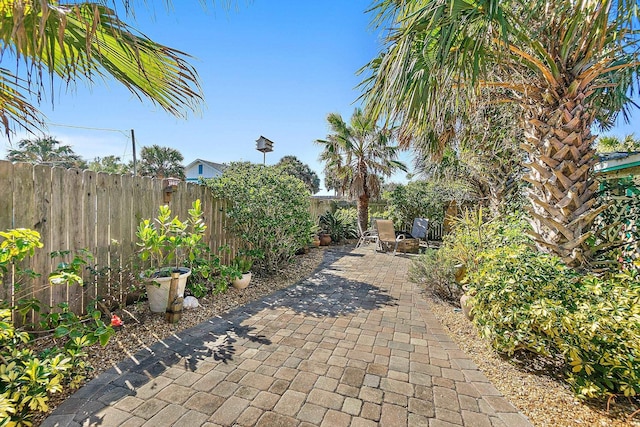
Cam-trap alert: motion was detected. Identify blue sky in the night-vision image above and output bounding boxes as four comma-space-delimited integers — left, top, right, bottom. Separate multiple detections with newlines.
2, 1, 639, 195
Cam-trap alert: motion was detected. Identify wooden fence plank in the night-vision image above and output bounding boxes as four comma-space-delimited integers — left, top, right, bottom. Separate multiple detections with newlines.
32, 165, 52, 318
119, 174, 134, 306
82, 170, 97, 310
0, 161, 13, 231
49, 167, 67, 314
11, 163, 35, 326
107, 174, 122, 306
152, 176, 163, 212
65, 169, 84, 315
0, 161, 14, 304
95, 173, 110, 302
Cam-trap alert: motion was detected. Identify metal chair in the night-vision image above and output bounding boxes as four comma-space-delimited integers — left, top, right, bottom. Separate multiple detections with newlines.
356, 220, 378, 249
411, 218, 429, 250
375, 219, 406, 255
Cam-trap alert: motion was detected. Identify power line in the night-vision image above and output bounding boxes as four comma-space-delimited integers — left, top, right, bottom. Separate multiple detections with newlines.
47, 122, 130, 138
46, 122, 135, 163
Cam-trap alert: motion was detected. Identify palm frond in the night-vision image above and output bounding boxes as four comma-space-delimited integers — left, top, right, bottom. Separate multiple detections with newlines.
0, 0, 204, 134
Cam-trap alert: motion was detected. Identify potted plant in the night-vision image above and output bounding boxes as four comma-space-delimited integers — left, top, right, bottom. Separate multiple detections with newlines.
230, 256, 253, 289
310, 224, 321, 248
136, 199, 206, 312
230, 248, 263, 289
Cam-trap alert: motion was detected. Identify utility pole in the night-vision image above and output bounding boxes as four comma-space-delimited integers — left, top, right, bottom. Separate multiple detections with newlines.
131, 129, 137, 175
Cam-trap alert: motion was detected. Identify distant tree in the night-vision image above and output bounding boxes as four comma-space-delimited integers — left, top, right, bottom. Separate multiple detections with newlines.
275, 155, 320, 194
138, 145, 185, 179
414, 105, 525, 216
316, 108, 407, 232
6, 136, 86, 168
596, 134, 640, 153
88, 155, 131, 174
323, 168, 343, 197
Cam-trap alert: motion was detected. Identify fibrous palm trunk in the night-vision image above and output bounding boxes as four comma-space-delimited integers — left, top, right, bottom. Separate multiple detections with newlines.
357, 194, 370, 236
521, 91, 604, 266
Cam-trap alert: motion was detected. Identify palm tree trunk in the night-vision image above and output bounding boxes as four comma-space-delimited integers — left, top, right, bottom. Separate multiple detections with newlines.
357, 194, 370, 235
521, 93, 604, 266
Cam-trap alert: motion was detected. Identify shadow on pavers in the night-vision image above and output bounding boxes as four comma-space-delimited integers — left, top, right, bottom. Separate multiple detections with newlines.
44, 246, 396, 426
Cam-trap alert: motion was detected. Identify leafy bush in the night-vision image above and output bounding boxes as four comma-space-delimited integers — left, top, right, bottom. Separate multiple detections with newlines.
592, 177, 640, 272
467, 243, 640, 399
436, 208, 531, 277
409, 249, 461, 302
206, 162, 314, 272
319, 209, 358, 242
382, 180, 474, 230
0, 229, 113, 426
415, 209, 640, 398
136, 199, 207, 275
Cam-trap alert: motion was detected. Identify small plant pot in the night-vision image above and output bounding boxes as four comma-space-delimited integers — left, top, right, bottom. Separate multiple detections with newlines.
319, 234, 332, 246
145, 268, 192, 313
460, 294, 474, 321
312, 238, 321, 248
232, 272, 252, 290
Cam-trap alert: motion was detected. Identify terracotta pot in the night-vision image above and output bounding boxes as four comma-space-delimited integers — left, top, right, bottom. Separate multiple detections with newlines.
319, 234, 332, 246
312, 238, 321, 248
232, 272, 252, 290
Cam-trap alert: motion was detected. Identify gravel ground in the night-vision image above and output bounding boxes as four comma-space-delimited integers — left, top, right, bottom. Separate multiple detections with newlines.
33, 246, 328, 426
426, 295, 640, 427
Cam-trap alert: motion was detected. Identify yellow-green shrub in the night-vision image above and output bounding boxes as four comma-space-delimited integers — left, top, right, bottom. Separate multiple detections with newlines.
1, 229, 113, 425
467, 244, 640, 399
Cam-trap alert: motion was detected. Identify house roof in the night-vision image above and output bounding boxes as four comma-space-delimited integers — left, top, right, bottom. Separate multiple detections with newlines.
594, 151, 640, 179
185, 159, 227, 172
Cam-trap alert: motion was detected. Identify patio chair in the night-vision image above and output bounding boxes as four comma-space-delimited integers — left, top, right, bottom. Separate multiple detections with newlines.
411, 218, 429, 250
375, 219, 406, 255
356, 220, 378, 249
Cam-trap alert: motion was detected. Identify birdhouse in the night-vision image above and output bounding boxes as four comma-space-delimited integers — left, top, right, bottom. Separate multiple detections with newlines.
256, 136, 274, 153
163, 177, 181, 203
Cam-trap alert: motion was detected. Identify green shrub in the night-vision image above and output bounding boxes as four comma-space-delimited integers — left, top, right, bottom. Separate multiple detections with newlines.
382, 180, 475, 230
409, 249, 461, 302
136, 199, 207, 276
319, 209, 358, 242
437, 208, 531, 277
592, 177, 640, 272
206, 162, 314, 273
467, 244, 640, 399
0, 229, 113, 426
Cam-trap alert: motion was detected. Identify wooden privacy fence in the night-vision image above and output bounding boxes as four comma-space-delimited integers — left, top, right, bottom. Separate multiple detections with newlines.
0, 160, 239, 324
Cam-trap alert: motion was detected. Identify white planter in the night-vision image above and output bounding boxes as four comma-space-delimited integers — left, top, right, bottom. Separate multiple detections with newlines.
145, 268, 192, 313
232, 272, 252, 290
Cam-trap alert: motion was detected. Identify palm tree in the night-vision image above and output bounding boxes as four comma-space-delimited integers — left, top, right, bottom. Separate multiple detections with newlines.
88, 155, 131, 174
596, 134, 640, 153
362, 0, 640, 266
138, 145, 185, 179
316, 108, 407, 232
6, 136, 86, 168
0, 1, 202, 136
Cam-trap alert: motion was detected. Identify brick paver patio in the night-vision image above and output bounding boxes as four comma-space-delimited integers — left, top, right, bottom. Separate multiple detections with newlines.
42, 245, 532, 427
